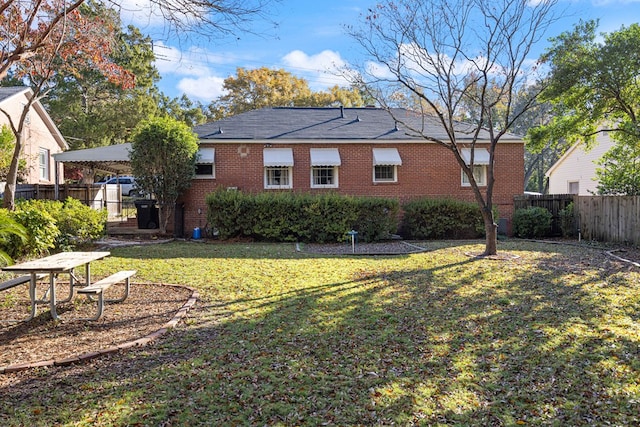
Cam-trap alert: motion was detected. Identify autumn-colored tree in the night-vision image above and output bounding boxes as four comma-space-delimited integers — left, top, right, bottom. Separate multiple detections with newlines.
43, 15, 158, 152
209, 67, 366, 118
0, 4, 133, 209
1, 0, 276, 82
348, 0, 559, 256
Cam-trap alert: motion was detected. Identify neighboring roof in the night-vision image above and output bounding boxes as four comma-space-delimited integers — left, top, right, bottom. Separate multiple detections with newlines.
194, 107, 523, 143
0, 86, 30, 102
53, 143, 132, 174
0, 86, 68, 151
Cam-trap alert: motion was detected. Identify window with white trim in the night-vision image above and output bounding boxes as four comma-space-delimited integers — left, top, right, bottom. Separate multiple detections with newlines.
38, 148, 49, 181
372, 148, 402, 183
264, 148, 294, 189
460, 148, 489, 187
461, 165, 487, 186
195, 147, 215, 178
310, 148, 340, 188
568, 181, 579, 194
265, 167, 292, 188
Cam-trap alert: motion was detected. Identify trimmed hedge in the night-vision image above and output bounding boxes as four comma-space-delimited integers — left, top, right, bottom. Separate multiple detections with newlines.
205, 190, 399, 243
401, 198, 487, 239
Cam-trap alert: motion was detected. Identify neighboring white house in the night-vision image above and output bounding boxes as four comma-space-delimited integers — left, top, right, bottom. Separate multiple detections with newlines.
0, 86, 67, 185
546, 132, 615, 195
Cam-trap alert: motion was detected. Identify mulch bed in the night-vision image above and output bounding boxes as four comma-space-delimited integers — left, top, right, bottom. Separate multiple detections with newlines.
1, 281, 194, 372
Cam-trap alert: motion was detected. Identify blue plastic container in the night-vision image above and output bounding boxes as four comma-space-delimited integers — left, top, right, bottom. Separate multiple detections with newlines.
192, 227, 201, 239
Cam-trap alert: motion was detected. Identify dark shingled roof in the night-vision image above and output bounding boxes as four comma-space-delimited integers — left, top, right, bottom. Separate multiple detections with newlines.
0, 86, 29, 103
193, 107, 522, 142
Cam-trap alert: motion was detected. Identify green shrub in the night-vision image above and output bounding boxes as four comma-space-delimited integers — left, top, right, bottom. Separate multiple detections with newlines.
402, 198, 486, 239
5, 199, 107, 257
0, 208, 28, 266
54, 198, 108, 249
512, 207, 553, 238
205, 190, 399, 243
8, 200, 60, 257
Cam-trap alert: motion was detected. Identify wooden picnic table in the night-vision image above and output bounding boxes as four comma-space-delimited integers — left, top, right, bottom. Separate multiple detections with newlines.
2, 251, 111, 321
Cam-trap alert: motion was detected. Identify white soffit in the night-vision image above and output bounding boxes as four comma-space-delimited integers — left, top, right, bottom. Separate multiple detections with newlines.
310, 148, 341, 166
263, 148, 294, 167
372, 148, 402, 166
198, 147, 215, 163
461, 148, 490, 165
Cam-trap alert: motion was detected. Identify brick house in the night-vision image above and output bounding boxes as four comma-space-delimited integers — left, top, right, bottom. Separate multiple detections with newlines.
179, 107, 524, 235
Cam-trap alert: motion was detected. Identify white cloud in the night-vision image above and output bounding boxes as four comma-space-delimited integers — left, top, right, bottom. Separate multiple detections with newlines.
114, 0, 166, 29
153, 42, 214, 77
177, 76, 228, 101
281, 50, 352, 89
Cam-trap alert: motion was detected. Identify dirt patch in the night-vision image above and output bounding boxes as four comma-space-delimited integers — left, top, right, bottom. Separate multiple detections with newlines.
1, 281, 193, 371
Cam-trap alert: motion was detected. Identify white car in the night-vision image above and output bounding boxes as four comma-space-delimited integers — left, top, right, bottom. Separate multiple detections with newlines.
97, 176, 139, 196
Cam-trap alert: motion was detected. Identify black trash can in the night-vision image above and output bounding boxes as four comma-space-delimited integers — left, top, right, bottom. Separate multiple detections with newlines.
134, 199, 159, 229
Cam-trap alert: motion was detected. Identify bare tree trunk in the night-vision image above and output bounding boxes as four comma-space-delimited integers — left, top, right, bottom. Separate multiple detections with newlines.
158, 203, 175, 235
483, 214, 498, 256
2, 128, 24, 211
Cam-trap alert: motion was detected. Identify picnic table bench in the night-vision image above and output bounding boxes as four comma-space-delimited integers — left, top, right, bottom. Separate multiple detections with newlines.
0, 273, 47, 292
2, 251, 114, 321
77, 270, 136, 320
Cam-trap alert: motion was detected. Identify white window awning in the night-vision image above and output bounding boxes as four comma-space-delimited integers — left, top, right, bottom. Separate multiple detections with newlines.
310, 148, 341, 166
373, 148, 402, 166
197, 147, 215, 163
461, 148, 490, 165
263, 148, 294, 167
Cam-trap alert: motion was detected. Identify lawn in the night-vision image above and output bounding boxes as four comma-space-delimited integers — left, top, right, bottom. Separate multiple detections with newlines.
1, 240, 639, 426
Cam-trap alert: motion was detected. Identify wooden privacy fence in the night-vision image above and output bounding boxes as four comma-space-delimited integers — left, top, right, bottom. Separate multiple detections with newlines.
514, 194, 575, 236
515, 194, 640, 246
576, 196, 640, 246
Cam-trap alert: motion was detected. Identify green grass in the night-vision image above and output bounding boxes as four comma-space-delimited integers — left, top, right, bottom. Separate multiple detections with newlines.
2, 240, 640, 426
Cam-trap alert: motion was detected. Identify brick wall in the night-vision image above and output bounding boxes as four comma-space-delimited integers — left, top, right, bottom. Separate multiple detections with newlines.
177, 142, 524, 236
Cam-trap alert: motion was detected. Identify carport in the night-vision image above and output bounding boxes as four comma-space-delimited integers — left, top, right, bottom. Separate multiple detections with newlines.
51, 143, 133, 197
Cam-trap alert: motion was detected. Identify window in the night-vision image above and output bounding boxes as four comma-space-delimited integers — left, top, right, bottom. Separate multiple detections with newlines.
312, 167, 336, 186
264, 148, 294, 189
461, 148, 489, 187
195, 148, 215, 178
38, 148, 49, 181
461, 165, 487, 186
310, 148, 340, 188
372, 148, 402, 183
374, 165, 396, 182
568, 181, 579, 194
265, 167, 292, 188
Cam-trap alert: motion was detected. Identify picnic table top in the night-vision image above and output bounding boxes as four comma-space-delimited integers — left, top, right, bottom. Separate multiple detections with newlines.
2, 251, 111, 274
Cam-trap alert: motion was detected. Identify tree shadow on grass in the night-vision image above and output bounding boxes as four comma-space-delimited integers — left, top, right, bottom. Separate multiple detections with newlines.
1, 242, 639, 426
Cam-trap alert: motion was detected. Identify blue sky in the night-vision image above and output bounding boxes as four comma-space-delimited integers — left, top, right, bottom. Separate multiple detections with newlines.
118, 0, 640, 103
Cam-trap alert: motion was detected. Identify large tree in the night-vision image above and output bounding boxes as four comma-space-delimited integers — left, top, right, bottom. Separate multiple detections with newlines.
208, 67, 366, 119
1, 0, 276, 81
530, 21, 640, 195
129, 117, 199, 234
0, 4, 133, 209
348, 0, 559, 255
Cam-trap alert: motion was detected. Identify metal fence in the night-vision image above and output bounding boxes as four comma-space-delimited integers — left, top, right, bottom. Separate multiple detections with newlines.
12, 183, 134, 222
